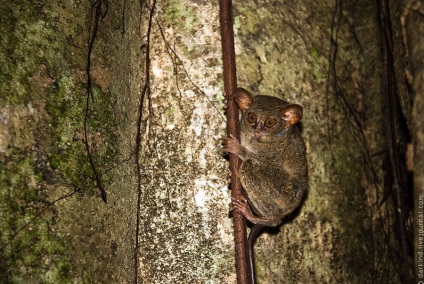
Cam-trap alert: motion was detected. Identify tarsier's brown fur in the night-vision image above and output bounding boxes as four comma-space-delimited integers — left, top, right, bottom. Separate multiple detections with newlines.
224, 87, 308, 226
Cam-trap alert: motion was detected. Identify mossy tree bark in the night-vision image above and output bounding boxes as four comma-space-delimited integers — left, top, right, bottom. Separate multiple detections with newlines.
0, 0, 415, 283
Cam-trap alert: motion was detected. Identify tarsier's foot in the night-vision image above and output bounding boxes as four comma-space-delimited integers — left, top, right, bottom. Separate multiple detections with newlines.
230, 196, 271, 225
230, 195, 250, 214
230, 196, 256, 222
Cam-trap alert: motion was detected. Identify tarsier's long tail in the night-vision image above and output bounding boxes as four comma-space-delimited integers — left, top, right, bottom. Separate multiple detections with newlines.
247, 224, 266, 284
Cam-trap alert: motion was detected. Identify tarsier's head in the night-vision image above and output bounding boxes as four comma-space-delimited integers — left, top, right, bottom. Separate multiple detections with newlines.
234, 88, 303, 142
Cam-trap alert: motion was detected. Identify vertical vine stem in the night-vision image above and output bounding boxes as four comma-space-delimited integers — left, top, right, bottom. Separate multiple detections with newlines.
377, 0, 411, 282
218, 0, 249, 283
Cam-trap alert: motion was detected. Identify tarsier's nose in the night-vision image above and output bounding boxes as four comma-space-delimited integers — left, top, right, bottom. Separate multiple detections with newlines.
255, 120, 264, 132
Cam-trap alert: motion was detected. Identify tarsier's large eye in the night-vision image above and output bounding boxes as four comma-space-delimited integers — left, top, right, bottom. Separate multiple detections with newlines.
247, 112, 257, 124
265, 117, 277, 128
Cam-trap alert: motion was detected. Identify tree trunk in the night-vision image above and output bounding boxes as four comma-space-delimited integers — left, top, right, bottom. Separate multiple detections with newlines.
0, 0, 415, 283
405, 1, 424, 282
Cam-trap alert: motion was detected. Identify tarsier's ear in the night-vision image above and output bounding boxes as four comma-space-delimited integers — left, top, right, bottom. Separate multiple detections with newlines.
280, 104, 303, 127
234, 88, 254, 110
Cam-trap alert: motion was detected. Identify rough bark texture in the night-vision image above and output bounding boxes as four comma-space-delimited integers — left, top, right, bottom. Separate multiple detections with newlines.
232, 1, 385, 282
0, 0, 415, 283
405, 1, 424, 282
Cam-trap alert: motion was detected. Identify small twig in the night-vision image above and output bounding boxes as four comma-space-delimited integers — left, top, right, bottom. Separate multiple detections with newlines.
325, 0, 343, 167
133, 1, 156, 283
84, 0, 109, 203
326, 1, 394, 279
377, 0, 411, 282
120, 0, 127, 41
154, 18, 225, 122
0, 153, 135, 253
219, 0, 249, 283
0, 189, 79, 252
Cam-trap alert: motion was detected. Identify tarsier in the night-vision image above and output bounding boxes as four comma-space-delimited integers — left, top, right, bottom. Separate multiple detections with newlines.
223, 87, 308, 283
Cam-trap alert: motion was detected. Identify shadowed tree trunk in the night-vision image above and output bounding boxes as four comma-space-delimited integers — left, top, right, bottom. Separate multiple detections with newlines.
405, 1, 424, 283
0, 0, 417, 283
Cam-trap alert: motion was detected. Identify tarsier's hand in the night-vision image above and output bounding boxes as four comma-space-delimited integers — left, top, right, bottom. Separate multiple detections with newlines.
223, 134, 243, 157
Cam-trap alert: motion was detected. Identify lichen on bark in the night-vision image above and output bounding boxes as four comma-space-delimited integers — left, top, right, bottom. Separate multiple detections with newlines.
0, 0, 414, 283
